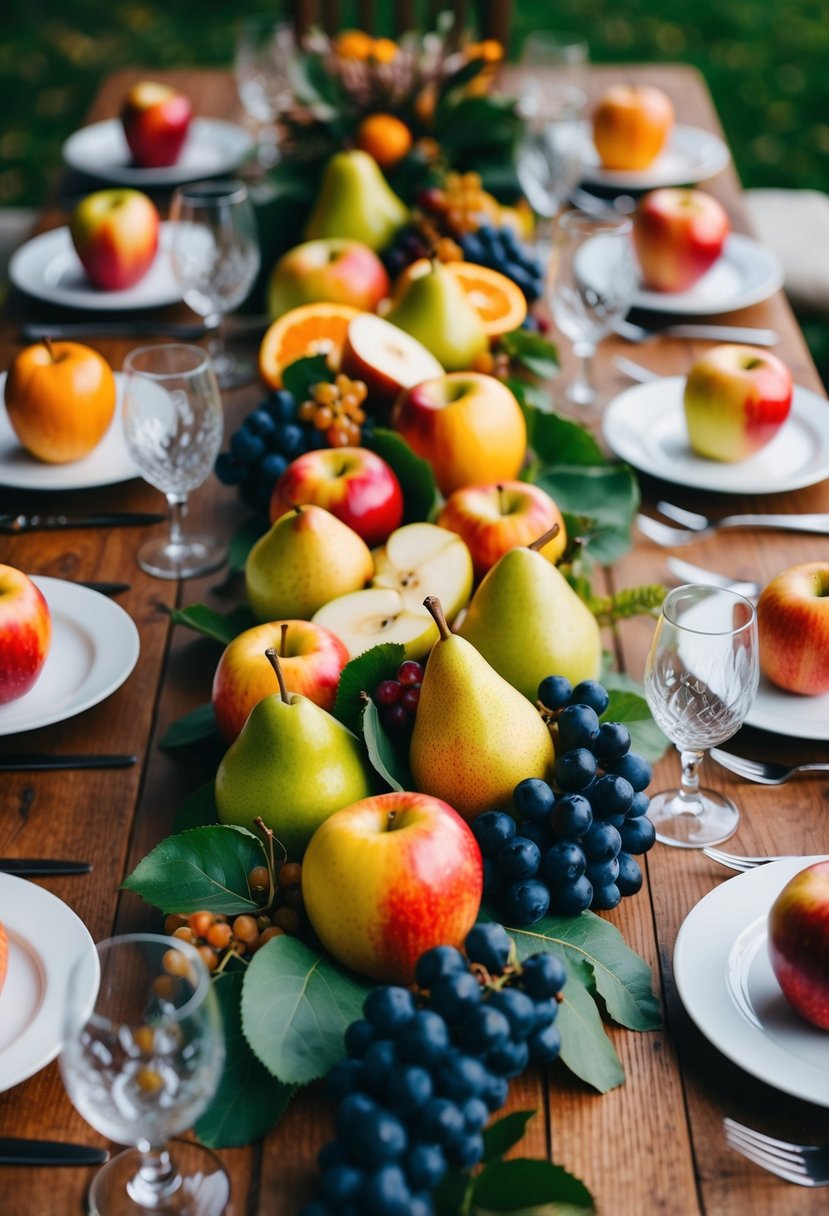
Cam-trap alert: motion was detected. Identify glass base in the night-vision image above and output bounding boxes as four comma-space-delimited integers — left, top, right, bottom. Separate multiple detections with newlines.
647, 786, 740, 849
565, 378, 595, 406
87, 1141, 230, 1216
210, 350, 257, 390
137, 535, 226, 581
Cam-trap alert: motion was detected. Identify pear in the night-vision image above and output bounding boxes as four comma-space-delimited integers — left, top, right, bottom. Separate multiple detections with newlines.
410, 597, 555, 822
245, 504, 373, 622
215, 649, 374, 859
459, 526, 603, 700
384, 259, 488, 371
305, 149, 408, 252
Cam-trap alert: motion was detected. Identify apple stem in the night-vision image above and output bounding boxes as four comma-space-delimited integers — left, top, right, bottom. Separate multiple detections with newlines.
264, 648, 291, 704
423, 595, 451, 640
42, 336, 55, 363
497, 483, 505, 516
528, 523, 561, 552
280, 622, 288, 658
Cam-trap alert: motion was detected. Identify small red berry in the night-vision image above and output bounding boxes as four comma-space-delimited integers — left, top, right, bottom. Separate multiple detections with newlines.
401, 687, 420, 713
376, 679, 404, 706
397, 661, 424, 686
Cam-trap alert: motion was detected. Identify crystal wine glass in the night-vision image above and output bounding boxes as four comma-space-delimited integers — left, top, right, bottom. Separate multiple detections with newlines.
168, 180, 260, 388
515, 84, 587, 242
233, 18, 296, 168
644, 584, 759, 848
122, 343, 225, 580
547, 208, 636, 407
60, 933, 228, 1216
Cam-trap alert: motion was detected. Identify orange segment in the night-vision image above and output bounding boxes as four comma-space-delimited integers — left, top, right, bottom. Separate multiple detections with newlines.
258, 303, 361, 389
444, 262, 527, 336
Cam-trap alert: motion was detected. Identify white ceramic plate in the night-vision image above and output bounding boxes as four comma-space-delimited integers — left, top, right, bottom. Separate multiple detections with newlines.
0, 372, 139, 491
602, 376, 829, 495
632, 234, 784, 315
62, 117, 253, 187
0, 578, 139, 737
674, 856, 829, 1107
8, 222, 181, 311
0, 872, 98, 1092
581, 123, 731, 190
745, 675, 829, 741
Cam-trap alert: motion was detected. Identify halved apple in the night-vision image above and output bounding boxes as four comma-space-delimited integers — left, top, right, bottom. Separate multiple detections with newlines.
371, 522, 473, 623
312, 587, 438, 660
340, 313, 443, 408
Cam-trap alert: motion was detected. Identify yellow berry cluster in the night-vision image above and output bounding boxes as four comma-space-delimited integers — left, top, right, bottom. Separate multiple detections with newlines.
298, 374, 369, 447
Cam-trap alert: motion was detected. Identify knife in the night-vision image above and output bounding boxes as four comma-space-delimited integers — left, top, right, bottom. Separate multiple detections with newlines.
0, 1137, 108, 1166
21, 319, 215, 342
77, 581, 131, 597
0, 858, 92, 876
0, 754, 137, 771
0, 512, 165, 533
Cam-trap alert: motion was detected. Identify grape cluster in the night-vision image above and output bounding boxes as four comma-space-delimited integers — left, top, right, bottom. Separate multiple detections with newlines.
297, 374, 369, 448
474, 677, 656, 925
457, 225, 544, 303
300, 923, 565, 1216
374, 660, 423, 733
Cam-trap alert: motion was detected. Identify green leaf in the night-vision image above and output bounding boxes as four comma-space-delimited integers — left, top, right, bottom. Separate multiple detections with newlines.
282, 354, 334, 402
472, 1158, 595, 1212
500, 329, 560, 380
433, 1168, 471, 1216
482, 1110, 537, 1163
333, 643, 406, 733
436, 56, 490, 106
364, 428, 438, 523
360, 695, 412, 792
195, 971, 296, 1148
173, 781, 218, 833
602, 674, 670, 763
169, 602, 256, 645
241, 935, 373, 1084
160, 703, 219, 750
535, 464, 640, 565
228, 513, 268, 573
528, 411, 606, 468
121, 825, 265, 915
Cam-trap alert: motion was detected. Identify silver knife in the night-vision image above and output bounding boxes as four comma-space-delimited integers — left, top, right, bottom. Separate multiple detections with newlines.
0, 754, 137, 771
0, 1137, 108, 1166
0, 858, 92, 876
0, 512, 165, 533
656, 324, 779, 344
21, 319, 214, 342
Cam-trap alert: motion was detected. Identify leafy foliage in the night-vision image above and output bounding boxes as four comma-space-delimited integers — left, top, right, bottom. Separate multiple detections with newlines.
363, 427, 438, 523
360, 694, 413, 791
332, 643, 406, 733
160, 703, 220, 750
121, 825, 265, 915
169, 602, 256, 645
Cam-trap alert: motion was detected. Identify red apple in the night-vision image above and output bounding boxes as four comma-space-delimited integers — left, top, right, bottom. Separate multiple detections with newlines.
267, 239, 390, 318
768, 860, 829, 1030
592, 84, 674, 171
437, 481, 567, 580
339, 313, 444, 411
683, 344, 793, 462
756, 563, 829, 695
0, 565, 52, 705
269, 447, 404, 547
69, 188, 160, 291
212, 619, 350, 743
120, 81, 193, 169
301, 791, 483, 984
633, 188, 729, 292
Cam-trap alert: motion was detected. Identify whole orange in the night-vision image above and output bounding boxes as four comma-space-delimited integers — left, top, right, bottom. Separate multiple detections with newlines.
355, 113, 413, 171
593, 85, 674, 171
4, 340, 117, 463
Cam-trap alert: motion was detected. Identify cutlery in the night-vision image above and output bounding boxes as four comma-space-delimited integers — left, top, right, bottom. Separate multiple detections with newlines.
77, 581, 131, 596
569, 185, 637, 216
724, 1117, 829, 1186
702, 847, 795, 871
21, 319, 218, 342
614, 318, 779, 346
0, 1137, 108, 1167
637, 509, 829, 547
0, 858, 92, 876
709, 748, 829, 785
0, 511, 165, 534
613, 354, 659, 383
0, 754, 137, 771
665, 557, 760, 598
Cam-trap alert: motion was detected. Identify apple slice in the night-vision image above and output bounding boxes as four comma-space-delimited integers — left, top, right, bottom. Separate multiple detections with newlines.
313, 587, 438, 660
371, 522, 473, 624
340, 314, 444, 408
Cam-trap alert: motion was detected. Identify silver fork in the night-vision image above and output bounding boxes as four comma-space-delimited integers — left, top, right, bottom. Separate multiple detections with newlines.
724, 1117, 829, 1186
710, 748, 829, 785
637, 507, 829, 547
613, 319, 779, 346
666, 557, 760, 599
701, 847, 794, 871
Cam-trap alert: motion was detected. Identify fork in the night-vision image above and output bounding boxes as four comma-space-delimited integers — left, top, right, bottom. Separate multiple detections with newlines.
613, 318, 779, 346
666, 557, 760, 599
637, 506, 829, 547
724, 1117, 829, 1186
710, 748, 829, 785
702, 846, 795, 871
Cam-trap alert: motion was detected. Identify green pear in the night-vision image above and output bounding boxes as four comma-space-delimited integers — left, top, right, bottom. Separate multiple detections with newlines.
215, 649, 374, 859
409, 596, 555, 822
384, 259, 488, 371
305, 149, 408, 251
246, 504, 374, 622
458, 527, 602, 700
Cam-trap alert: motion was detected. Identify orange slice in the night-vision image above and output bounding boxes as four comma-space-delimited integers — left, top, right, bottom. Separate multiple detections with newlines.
258, 303, 361, 389
0, 923, 7, 997
445, 262, 527, 336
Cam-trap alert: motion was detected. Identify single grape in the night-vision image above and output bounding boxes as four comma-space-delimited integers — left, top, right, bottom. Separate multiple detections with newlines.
616, 851, 643, 895
246, 408, 278, 440
382, 704, 409, 730
417, 1097, 466, 1147
481, 1071, 510, 1112
465, 922, 512, 972
388, 1064, 433, 1116
554, 747, 598, 792
259, 452, 288, 485
585, 856, 621, 887
593, 721, 632, 763
542, 839, 587, 885
230, 425, 265, 464
569, 680, 610, 716
591, 882, 622, 911
528, 1022, 562, 1064
626, 791, 651, 819
362, 1163, 411, 1216
448, 1132, 485, 1168
606, 751, 653, 792
501, 878, 550, 925
397, 660, 423, 685
471, 810, 516, 857
326, 1057, 364, 1101
486, 988, 537, 1040
344, 1018, 375, 1059
619, 815, 656, 855
405, 1143, 447, 1191
375, 679, 403, 706
588, 773, 635, 818
520, 951, 567, 998
512, 777, 555, 822
557, 703, 600, 750
549, 874, 593, 916
214, 452, 247, 485
428, 970, 482, 1024
550, 792, 593, 838
519, 820, 553, 853
457, 1004, 512, 1055
264, 389, 297, 423
532, 997, 559, 1029
537, 674, 572, 711
362, 1039, 399, 1095
278, 422, 307, 459
363, 986, 417, 1036
497, 836, 541, 880
319, 1163, 365, 1205
414, 945, 467, 989
487, 1035, 530, 1078
399, 1010, 450, 1067
461, 1095, 490, 1132
437, 1053, 490, 1102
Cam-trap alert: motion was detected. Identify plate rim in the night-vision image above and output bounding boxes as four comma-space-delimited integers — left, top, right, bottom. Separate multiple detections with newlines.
581, 122, 731, 189
61, 116, 253, 185
0, 871, 99, 1093
631, 233, 784, 316
745, 674, 829, 740
673, 855, 829, 1107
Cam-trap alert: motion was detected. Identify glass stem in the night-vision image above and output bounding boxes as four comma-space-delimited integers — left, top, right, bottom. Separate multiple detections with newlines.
677, 747, 705, 813
568, 341, 596, 405
166, 493, 188, 547
127, 1144, 184, 1207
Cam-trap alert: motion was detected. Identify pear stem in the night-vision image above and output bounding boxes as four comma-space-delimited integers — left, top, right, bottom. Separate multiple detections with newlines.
529, 523, 561, 552
264, 648, 291, 704
423, 595, 451, 641
280, 622, 288, 658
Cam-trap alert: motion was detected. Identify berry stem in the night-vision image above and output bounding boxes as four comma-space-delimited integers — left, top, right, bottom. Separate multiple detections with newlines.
423, 595, 451, 640
528, 523, 561, 552
265, 648, 291, 704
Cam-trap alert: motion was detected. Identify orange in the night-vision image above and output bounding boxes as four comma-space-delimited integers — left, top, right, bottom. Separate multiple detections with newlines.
444, 262, 527, 336
334, 30, 374, 60
355, 113, 413, 170
371, 38, 398, 64
258, 303, 360, 389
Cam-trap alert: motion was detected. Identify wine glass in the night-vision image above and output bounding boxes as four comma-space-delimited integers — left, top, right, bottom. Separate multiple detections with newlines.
644, 584, 759, 848
515, 84, 587, 245
168, 180, 260, 388
233, 18, 296, 168
547, 208, 636, 407
59, 933, 228, 1216
519, 29, 590, 102
122, 343, 225, 580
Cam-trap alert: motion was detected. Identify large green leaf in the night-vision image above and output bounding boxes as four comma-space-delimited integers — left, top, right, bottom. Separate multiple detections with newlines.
364, 428, 438, 523
472, 1158, 595, 1213
121, 826, 265, 915
172, 781, 218, 833
535, 464, 640, 565
499, 330, 560, 380
241, 935, 373, 1084
282, 353, 333, 402
333, 643, 405, 733
603, 673, 670, 764
482, 1110, 537, 1163
527, 410, 606, 468
361, 695, 412, 792
195, 971, 296, 1148
160, 703, 220, 750
168, 602, 256, 645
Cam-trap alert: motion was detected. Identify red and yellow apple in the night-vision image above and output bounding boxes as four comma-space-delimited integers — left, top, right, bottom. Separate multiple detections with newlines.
438, 481, 567, 580
391, 372, 526, 497
339, 314, 444, 410
69, 188, 160, 291
633, 187, 729, 293
683, 345, 793, 462
768, 860, 829, 1030
592, 84, 674, 171
301, 791, 483, 984
269, 447, 404, 548
267, 239, 390, 319
756, 563, 829, 695
0, 565, 51, 705
120, 81, 193, 169
4, 340, 117, 464
211, 619, 350, 742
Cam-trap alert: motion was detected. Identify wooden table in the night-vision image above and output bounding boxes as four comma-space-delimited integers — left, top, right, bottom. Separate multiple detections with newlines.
1, 63, 828, 1216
